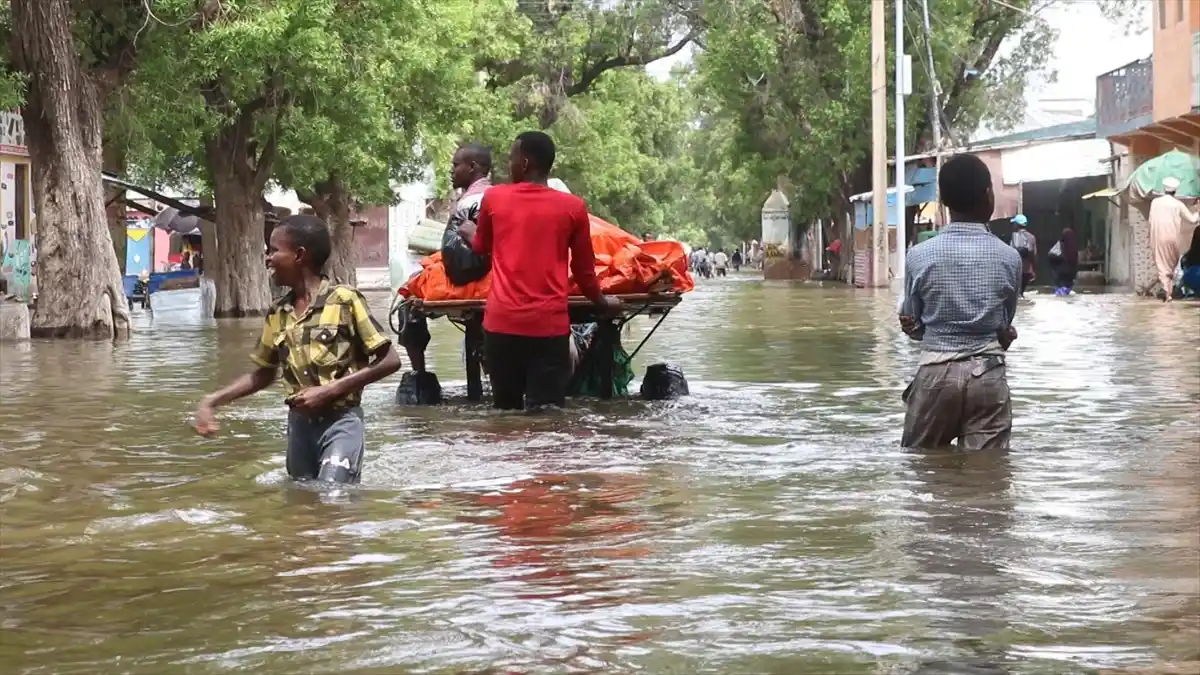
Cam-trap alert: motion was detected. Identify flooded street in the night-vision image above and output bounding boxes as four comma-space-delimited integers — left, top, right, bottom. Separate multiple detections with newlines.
1, 279, 1198, 674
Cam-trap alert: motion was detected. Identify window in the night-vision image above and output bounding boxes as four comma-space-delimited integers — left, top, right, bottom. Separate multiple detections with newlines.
1180, 0, 1185, 23
1158, 0, 1166, 29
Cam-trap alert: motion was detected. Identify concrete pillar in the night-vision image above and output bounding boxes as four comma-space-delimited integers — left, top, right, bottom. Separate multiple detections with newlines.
198, 276, 216, 318
0, 299, 30, 341
1127, 153, 1157, 296
1107, 153, 1134, 287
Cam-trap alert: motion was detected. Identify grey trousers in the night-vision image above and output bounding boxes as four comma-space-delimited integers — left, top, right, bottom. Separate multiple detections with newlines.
901, 356, 1012, 450
286, 406, 365, 483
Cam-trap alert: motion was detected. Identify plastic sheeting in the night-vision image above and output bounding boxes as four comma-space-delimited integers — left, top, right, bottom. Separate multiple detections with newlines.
1124, 149, 1200, 205
400, 214, 694, 301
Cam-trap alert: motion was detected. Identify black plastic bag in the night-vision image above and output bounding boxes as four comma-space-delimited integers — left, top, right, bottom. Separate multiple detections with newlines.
396, 371, 443, 406
442, 228, 490, 286
640, 363, 689, 401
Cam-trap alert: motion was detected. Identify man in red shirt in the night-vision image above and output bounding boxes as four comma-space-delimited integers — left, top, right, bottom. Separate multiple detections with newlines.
464, 131, 619, 410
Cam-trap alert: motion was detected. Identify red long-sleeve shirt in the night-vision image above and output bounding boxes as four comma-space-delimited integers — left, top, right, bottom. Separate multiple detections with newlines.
472, 182, 602, 337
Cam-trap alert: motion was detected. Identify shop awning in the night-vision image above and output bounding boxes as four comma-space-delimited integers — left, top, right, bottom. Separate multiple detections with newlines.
1082, 187, 1119, 200
849, 185, 915, 203
917, 201, 938, 222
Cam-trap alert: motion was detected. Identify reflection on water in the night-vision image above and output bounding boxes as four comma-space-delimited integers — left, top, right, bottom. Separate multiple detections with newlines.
1, 280, 1198, 674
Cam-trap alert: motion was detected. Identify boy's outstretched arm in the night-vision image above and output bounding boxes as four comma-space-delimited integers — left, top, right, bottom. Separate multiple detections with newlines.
195, 314, 282, 435
195, 367, 278, 436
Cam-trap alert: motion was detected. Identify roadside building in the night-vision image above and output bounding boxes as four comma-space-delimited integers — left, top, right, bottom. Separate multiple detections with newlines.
853, 120, 1112, 287
1096, 2, 1200, 293
0, 110, 34, 298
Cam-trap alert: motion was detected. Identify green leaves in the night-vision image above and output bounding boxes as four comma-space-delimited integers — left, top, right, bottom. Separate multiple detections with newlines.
675, 0, 1145, 242
87, 0, 1144, 253
549, 69, 693, 233
118, 0, 500, 207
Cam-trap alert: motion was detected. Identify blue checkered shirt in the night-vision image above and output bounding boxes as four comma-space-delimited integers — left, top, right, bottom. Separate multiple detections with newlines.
900, 222, 1022, 353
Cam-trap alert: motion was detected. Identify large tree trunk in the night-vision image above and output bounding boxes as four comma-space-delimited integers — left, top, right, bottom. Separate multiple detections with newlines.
11, 0, 130, 340
205, 127, 272, 318
103, 142, 126, 273
326, 211, 356, 287
209, 171, 270, 317
299, 173, 356, 286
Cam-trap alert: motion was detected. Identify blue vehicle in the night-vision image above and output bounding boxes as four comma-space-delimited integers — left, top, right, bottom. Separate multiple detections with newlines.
123, 270, 200, 309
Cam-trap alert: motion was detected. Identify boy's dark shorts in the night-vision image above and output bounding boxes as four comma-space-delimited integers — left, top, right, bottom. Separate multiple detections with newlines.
286, 406, 365, 483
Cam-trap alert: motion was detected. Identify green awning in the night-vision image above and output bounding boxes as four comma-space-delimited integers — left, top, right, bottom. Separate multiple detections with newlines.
1125, 149, 1200, 199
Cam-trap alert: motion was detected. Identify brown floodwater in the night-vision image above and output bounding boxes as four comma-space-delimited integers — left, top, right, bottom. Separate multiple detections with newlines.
1, 279, 1198, 674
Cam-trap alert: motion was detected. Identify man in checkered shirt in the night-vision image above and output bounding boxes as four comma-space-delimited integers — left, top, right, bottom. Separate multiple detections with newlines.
898, 154, 1022, 450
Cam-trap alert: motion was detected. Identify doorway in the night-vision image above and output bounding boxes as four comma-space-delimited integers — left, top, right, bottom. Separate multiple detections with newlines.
14, 162, 28, 240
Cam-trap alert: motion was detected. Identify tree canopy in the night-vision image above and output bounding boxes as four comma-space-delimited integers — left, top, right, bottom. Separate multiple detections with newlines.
4, 0, 1146, 327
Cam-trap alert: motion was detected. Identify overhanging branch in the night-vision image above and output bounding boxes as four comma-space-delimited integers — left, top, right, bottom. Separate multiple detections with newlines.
567, 27, 698, 97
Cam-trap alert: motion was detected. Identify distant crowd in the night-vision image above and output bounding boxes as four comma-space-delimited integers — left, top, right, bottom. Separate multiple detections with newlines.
688, 242, 762, 278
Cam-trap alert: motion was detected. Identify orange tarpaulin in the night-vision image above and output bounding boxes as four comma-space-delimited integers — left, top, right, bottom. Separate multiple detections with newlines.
400, 214, 694, 301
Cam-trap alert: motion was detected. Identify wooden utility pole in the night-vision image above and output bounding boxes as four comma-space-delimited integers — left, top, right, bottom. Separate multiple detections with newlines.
870, 0, 888, 287
894, 0, 907, 279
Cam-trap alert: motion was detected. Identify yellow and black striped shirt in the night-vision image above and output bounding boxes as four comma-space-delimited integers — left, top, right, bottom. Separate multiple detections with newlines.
250, 279, 392, 408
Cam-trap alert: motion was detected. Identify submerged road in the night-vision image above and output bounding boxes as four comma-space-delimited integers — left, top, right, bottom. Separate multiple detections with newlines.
1, 278, 1197, 674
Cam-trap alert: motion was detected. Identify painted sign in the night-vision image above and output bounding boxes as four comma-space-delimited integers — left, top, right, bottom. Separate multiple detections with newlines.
154, 227, 170, 272
0, 111, 27, 156
126, 227, 153, 277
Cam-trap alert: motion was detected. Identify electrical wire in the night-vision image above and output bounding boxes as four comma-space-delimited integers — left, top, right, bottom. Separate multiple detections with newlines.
903, 0, 957, 151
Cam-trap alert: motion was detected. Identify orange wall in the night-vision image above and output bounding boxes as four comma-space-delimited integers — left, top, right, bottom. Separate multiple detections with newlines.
1152, 0, 1198, 120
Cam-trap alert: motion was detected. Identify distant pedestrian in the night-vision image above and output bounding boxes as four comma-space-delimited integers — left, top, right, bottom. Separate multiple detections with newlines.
691, 246, 711, 278
1047, 227, 1078, 296
1149, 176, 1199, 301
898, 154, 1022, 450
825, 238, 843, 275
731, 249, 743, 271
1009, 214, 1036, 297
713, 249, 728, 277
1178, 226, 1200, 297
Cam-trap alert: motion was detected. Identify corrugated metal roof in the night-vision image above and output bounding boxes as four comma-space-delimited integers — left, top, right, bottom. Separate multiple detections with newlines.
969, 118, 1097, 149
901, 119, 1100, 162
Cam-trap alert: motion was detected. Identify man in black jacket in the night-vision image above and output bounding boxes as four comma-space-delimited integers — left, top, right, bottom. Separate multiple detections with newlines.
441, 143, 493, 285
395, 144, 493, 403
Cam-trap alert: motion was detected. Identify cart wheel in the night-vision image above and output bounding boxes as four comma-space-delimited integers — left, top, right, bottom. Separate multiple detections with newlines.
640, 363, 689, 400
396, 370, 443, 406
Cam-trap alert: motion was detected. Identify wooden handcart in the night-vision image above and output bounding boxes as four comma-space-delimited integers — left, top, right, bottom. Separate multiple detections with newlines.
404, 293, 683, 402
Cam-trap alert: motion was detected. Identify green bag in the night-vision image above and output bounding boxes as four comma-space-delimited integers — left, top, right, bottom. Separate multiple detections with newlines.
567, 325, 635, 398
